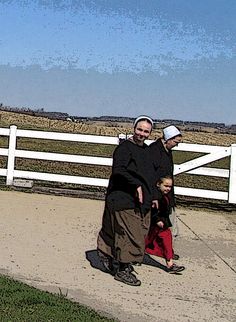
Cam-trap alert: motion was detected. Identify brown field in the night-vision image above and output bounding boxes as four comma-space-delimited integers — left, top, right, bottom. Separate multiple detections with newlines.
1, 110, 236, 146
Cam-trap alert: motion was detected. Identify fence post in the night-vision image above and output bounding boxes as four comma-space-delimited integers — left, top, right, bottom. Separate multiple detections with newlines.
228, 144, 236, 204
6, 125, 17, 186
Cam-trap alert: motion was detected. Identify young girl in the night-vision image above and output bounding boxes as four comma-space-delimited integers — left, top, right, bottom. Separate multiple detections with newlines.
145, 176, 185, 273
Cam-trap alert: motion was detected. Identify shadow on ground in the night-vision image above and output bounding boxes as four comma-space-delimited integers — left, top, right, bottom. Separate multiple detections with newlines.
85, 250, 168, 273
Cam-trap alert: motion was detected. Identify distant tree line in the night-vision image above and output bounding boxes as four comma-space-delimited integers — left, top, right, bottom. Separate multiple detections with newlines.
75, 115, 236, 134
0, 104, 235, 134
0, 104, 69, 120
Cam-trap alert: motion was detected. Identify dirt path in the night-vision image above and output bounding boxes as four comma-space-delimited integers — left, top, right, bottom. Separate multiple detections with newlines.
0, 190, 235, 322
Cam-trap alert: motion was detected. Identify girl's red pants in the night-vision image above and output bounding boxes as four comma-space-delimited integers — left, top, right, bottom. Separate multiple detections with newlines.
145, 226, 173, 261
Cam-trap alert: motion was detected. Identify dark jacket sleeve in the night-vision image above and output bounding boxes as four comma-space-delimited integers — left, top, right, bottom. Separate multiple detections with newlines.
151, 194, 172, 228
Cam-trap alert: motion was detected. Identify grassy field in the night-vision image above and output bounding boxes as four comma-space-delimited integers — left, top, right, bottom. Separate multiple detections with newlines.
1, 109, 236, 145
0, 109, 235, 199
0, 275, 115, 322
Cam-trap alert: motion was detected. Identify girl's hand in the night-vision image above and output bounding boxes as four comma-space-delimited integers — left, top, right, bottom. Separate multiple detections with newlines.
157, 221, 164, 228
152, 200, 159, 209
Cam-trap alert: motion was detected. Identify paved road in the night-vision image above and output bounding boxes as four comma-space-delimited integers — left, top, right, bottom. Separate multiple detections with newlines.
0, 190, 235, 322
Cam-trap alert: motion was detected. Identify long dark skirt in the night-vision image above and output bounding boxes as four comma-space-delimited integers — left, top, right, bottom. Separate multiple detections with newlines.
97, 203, 150, 264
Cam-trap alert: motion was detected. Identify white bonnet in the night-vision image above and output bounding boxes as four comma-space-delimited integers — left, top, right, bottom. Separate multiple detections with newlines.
163, 125, 181, 141
133, 115, 153, 128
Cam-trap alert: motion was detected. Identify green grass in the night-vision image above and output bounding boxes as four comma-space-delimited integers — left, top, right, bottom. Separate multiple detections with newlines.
172, 150, 229, 191
0, 275, 116, 322
0, 122, 232, 200
0, 135, 231, 193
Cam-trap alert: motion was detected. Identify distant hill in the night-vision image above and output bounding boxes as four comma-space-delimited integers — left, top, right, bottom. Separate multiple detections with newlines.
1, 107, 236, 147
0, 104, 236, 135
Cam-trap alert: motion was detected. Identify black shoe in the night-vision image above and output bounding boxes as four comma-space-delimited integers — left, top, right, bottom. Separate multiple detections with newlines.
173, 254, 180, 260
166, 264, 185, 274
98, 250, 116, 275
114, 266, 141, 286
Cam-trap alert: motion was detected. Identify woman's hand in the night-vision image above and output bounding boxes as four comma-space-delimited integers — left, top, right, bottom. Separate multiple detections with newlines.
137, 186, 143, 204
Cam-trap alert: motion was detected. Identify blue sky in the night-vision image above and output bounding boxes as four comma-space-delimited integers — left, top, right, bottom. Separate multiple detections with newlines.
0, 0, 235, 124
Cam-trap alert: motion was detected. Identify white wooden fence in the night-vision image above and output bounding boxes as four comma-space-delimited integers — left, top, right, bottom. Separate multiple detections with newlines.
0, 125, 236, 204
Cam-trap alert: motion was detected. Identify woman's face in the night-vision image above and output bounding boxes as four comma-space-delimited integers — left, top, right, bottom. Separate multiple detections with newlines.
165, 135, 182, 150
133, 120, 152, 145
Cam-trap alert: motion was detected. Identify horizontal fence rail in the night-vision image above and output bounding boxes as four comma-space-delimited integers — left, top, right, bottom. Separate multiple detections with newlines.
0, 125, 236, 204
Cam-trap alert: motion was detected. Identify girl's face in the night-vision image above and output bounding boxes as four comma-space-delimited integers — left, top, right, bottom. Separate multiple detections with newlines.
158, 178, 173, 194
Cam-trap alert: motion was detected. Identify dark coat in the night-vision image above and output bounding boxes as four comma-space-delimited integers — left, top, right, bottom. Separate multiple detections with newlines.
106, 139, 158, 215
149, 138, 175, 207
151, 193, 172, 229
